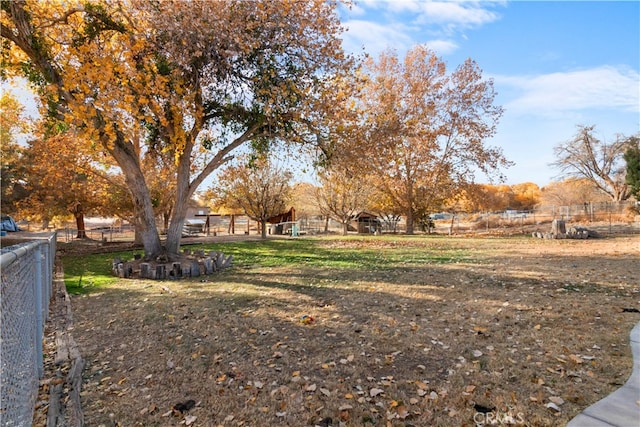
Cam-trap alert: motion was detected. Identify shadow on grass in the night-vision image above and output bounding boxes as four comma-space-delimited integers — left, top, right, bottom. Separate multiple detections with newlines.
57, 235, 640, 426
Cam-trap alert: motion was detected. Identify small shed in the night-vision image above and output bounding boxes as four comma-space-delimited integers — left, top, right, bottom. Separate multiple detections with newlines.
267, 207, 297, 235
353, 212, 381, 234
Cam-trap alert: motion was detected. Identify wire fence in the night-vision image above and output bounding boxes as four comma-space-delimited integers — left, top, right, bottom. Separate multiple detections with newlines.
1, 233, 56, 427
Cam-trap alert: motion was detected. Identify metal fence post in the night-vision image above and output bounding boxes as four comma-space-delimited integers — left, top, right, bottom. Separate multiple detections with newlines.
34, 245, 44, 378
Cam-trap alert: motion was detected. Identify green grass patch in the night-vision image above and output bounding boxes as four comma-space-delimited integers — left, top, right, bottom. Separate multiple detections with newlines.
62, 250, 133, 294
195, 235, 473, 269
62, 236, 474, 294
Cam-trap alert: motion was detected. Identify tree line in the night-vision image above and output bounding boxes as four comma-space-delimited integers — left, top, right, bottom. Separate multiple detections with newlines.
2, 1, 638, 254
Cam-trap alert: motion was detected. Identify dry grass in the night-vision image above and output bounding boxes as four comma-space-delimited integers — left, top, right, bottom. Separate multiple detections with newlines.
44, 235, 640, 426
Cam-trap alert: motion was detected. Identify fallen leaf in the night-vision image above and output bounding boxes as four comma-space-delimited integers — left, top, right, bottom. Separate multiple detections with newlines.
370, 388, 384, 397
549, 396, 565, 406
569, 354, 584, 364
396, 405, 409, 419
305, 384, 317, 392
545, 402, 561, 412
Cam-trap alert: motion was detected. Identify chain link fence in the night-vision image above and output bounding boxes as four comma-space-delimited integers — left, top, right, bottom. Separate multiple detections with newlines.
1, 233, 56, 426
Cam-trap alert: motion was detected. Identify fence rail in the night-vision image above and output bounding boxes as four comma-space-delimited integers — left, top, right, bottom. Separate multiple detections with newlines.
1, 233, 56, 427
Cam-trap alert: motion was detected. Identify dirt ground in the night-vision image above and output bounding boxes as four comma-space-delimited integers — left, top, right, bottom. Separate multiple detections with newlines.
36, 232, 639, 427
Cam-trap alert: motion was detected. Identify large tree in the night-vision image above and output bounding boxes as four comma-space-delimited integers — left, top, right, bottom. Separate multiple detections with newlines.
1, 0, 354, 258
352, 46, 507, 234
552, 125, 634, 202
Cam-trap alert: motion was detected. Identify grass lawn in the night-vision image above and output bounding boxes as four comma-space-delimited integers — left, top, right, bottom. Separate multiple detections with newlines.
54, 234, 640, 426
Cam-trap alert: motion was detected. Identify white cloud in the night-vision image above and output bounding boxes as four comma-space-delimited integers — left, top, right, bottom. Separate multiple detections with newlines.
341, 19, 415, 56
421, 39, 459, 55
342, 1, 503, 58
495, 66, 640, 116
414, 1, 501, 27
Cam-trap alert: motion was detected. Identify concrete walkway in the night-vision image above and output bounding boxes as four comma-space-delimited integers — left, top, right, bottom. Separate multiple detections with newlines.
567, 322, 640, 426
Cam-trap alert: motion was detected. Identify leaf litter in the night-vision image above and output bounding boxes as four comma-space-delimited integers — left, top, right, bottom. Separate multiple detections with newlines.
38, 235, 640, 426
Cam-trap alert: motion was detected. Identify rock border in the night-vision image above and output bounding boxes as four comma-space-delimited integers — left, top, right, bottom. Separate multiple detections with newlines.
112, 249, 233, 280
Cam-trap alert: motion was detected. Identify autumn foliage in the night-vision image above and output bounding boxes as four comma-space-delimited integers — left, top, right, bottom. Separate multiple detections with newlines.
2, 0, 355, 256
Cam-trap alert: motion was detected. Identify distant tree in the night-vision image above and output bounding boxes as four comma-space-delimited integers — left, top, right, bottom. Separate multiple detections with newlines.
454, 184, 504, 213
17, 129, 117, 237
290, 182, 320, 228
623, 137, 640, 200
315, 168, 371, 235
552, 125, 632, 201
539, 178, 609, 207
355, 46, 508, 234
368, 190, 403, 233
0, 92, 30, 215
511, 182, 541, 210
211, 157, 292, 239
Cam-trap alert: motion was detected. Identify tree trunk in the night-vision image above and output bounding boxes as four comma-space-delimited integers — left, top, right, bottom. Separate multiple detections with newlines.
229, 215, 235, 234
324, 216, 329, 233
71, 202, 87, 239
163, 211, 171, 232
261, 221, 267, 239
405, 210, 414, 235
109, 141, 163, 259
166, 202, 188, 256
342, 221, 348, 235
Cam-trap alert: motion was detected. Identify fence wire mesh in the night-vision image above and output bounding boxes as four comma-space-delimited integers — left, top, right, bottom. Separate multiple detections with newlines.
1, 235, 56, 427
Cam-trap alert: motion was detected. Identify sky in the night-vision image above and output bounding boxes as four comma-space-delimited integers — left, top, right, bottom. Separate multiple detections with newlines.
338, 0, 640, 186
5, 1, 638, 188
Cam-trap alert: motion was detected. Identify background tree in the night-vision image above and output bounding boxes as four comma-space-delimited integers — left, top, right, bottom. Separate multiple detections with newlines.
539, 178, 609, 207
314, 167, 371, 235
210, 157, 293, 239
2, 0, 354, 258
16, 128, 118, 237
368, 190, 403, 233
623, 137, 640, 200
552, 125, 632, 201
511, 182, 541, 210
0, 91, 30, 215
290, 182, 320, 230
354, 46, 507, 234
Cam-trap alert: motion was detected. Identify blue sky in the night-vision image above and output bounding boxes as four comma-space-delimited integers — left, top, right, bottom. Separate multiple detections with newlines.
6, 1, 638, 188
339, 0, 640, 186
